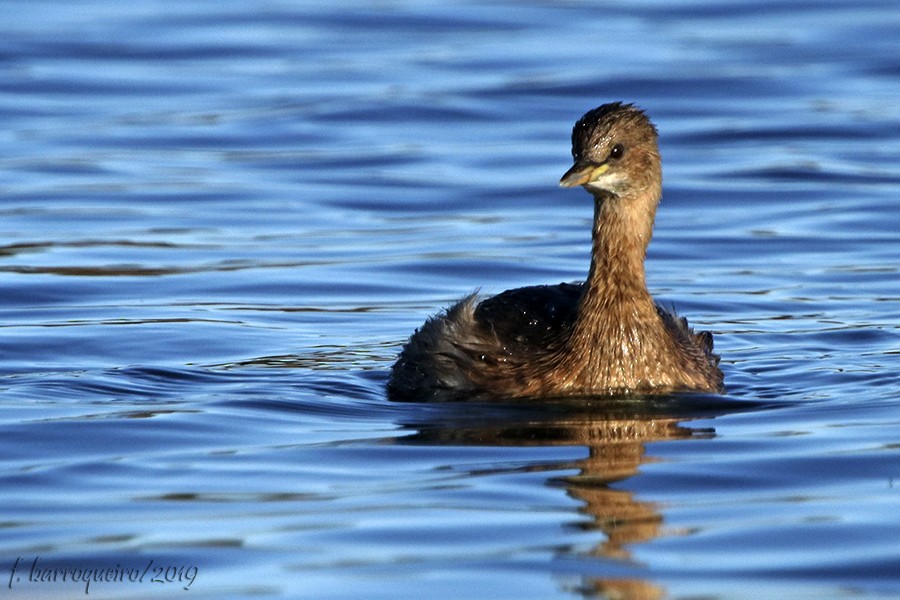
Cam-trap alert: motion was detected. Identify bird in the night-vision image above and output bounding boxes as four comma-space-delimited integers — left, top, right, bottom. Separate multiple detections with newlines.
388, 102, 724, 402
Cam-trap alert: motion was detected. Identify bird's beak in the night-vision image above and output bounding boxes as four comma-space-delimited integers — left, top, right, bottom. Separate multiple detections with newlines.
559, 161, 609, 188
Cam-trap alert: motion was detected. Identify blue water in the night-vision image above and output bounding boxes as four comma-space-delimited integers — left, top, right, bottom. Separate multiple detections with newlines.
1, 1, 899, 598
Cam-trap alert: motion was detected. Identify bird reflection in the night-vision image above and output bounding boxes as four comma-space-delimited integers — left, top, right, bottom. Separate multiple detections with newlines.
397, 397, 731, 599
561, 418, 703, 561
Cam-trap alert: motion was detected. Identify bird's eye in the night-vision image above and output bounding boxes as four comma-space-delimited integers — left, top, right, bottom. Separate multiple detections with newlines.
610, 144, 625, 160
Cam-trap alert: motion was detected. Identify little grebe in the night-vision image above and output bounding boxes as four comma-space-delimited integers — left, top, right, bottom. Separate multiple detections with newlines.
388, 102, 724, 401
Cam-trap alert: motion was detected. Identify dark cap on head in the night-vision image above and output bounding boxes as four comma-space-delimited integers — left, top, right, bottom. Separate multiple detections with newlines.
570, 102, 657, 162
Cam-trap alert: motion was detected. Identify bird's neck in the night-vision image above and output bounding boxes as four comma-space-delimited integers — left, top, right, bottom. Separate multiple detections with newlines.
594, 193, 654, 290
568, 192, 662, 354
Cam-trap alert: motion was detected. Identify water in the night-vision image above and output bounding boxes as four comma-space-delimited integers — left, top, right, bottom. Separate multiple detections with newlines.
1, 1, 898, 598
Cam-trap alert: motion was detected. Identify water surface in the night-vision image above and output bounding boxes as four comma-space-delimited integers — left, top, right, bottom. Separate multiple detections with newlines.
1, 1, 899, 598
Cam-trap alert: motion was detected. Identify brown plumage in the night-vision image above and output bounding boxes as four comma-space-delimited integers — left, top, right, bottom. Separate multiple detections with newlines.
388, 102, 724, 401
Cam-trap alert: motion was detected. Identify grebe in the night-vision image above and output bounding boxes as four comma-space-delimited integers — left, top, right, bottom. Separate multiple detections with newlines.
389, 102, 724, 401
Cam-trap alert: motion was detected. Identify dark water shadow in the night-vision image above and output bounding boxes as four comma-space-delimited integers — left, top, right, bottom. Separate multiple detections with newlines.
392, 394, 774, 599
